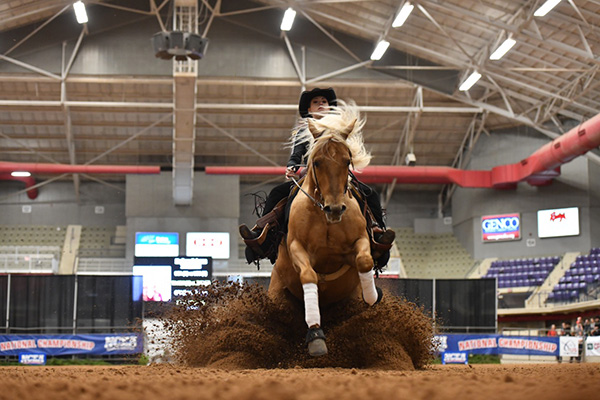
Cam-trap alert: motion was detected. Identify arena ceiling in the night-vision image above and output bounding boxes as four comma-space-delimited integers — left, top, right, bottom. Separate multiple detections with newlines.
1, 0, 599, 204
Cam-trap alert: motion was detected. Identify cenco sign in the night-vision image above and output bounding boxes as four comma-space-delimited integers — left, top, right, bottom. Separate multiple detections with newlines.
481, 213, 521, 242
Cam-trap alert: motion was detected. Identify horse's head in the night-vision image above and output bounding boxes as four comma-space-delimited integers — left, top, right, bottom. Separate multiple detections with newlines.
307, 119, 356, 223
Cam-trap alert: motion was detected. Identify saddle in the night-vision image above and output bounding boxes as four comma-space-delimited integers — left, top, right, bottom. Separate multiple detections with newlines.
244, 179, 393, 271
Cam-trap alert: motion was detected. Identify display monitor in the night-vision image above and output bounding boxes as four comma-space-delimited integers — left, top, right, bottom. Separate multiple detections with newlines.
132, 265, 173, 302
186, 232, 230, 259
537, 207, 579, 238
134, 232, 179, 257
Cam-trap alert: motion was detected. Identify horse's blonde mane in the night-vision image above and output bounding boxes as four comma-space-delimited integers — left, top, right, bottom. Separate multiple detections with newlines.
289, 100, 372, 170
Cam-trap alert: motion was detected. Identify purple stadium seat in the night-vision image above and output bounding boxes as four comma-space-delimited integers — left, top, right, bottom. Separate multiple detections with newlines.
569, 290, 579, 300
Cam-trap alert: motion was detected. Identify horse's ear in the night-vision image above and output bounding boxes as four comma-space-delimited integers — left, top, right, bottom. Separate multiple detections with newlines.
307, 119, 323, 138
341, 118, 356, 139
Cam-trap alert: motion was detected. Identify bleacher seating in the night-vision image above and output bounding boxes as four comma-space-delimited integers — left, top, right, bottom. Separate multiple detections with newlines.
0, 225, 67, 247
547, 247, 600, 303
484, 256, 560, 288
78, 226, 125, 258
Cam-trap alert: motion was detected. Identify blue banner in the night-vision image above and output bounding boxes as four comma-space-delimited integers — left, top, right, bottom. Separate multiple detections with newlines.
0, 334, 143, 356
435, 334, 559, 356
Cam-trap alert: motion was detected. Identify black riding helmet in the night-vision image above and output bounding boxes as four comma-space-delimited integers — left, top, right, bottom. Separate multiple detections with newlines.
298, 87, 337, 118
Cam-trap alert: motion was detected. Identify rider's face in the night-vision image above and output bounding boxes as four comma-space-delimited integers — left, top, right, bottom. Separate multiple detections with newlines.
308, 96, 329, 119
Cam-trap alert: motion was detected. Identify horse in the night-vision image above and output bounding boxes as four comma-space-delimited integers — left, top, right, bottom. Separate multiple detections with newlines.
267, 101, 382, 357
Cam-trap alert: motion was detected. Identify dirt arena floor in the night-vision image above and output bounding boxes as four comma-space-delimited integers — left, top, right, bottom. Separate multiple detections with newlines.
0, 363, 599, 400
3, 283, 598, 399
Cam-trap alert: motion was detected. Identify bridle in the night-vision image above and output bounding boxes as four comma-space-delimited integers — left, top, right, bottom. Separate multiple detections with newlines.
290, 146, 353, 213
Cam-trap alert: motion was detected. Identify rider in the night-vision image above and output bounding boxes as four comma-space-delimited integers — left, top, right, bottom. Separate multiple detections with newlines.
239, 87, 395, 267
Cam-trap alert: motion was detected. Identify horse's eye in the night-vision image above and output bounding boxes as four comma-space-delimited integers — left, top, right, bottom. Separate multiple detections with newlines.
313, 160, 320, 168
346, 160, 351, 166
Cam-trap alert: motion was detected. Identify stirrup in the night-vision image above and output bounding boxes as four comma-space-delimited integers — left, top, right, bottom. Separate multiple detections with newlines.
239, 224, 259, 240
373, 227, 395, 244
240, 223, 270, 246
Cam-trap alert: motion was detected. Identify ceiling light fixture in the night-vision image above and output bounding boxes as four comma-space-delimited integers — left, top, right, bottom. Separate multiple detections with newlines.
534, 0, 561, 17
392, 2, 414, 28
73, 1, 88, 24
489, 38, 516, 60
280, 8, 296, 31
11, 171, 31, 177
459, 71, 481, 91
370, 40, 390, 61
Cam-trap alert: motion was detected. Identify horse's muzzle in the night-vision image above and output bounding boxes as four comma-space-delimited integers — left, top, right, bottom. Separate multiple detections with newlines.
323, 204, 346, 223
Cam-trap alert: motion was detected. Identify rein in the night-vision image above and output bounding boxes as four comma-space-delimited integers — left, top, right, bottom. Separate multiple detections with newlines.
290, 176, 324, 211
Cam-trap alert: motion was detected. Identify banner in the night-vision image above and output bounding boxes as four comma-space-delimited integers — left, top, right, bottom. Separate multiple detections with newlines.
481, 213, 521, 242
559, 336, 579, 357
435, 334, 559, 356
0, 334, 143, 356
442, 352, 468, 364
585, 336, 600, 356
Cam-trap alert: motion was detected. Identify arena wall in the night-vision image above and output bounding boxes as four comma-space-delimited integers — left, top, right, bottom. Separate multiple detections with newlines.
125, 172, 240, 264
0, 181, 125, 227
452, 128, 596, 260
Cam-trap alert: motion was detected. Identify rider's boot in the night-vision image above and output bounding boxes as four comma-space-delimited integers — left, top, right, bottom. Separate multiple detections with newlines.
239, 199, 287, 264
372, 228, 396, 269
239, 223, 271, 263
239, 224, 262, 241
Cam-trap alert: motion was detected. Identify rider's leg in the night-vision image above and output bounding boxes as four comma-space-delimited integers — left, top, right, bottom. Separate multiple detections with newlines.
354, 181, 395, 269
239, 181, 292, 240
356, 181, 395, 245
239, 181, 293, 263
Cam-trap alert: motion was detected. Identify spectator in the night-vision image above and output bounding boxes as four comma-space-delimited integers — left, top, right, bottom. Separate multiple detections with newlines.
593, 317, 600, 336
561, 322, 570, 336
548, 324, 557, 337
554, 323, 565, 363
572, 316, 584, 363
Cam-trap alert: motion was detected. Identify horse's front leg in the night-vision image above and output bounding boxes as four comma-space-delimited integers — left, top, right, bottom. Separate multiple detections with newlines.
354, 236, 382, 306
288, 239, 328, 357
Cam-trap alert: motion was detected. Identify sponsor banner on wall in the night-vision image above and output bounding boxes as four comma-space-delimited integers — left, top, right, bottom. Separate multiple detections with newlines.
435, 334, 559, 356
559, 336, 579, 357
481, 213, 521, 242
442, 352, 468, 364
0, 334, 143, 356
19, 353, 46, 365
585, 336, 600, 356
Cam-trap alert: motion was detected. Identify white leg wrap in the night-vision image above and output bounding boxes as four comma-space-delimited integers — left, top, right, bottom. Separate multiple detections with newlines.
302, 283, 321, 328
359, 270, 378, 306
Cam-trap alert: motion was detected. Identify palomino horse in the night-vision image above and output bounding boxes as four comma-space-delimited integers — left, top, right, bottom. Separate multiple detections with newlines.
268, 101, 381, 356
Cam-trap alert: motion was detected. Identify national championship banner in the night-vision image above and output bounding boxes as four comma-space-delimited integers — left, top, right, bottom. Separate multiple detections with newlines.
0, 334, 143, 356
435, 334, 559, 356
